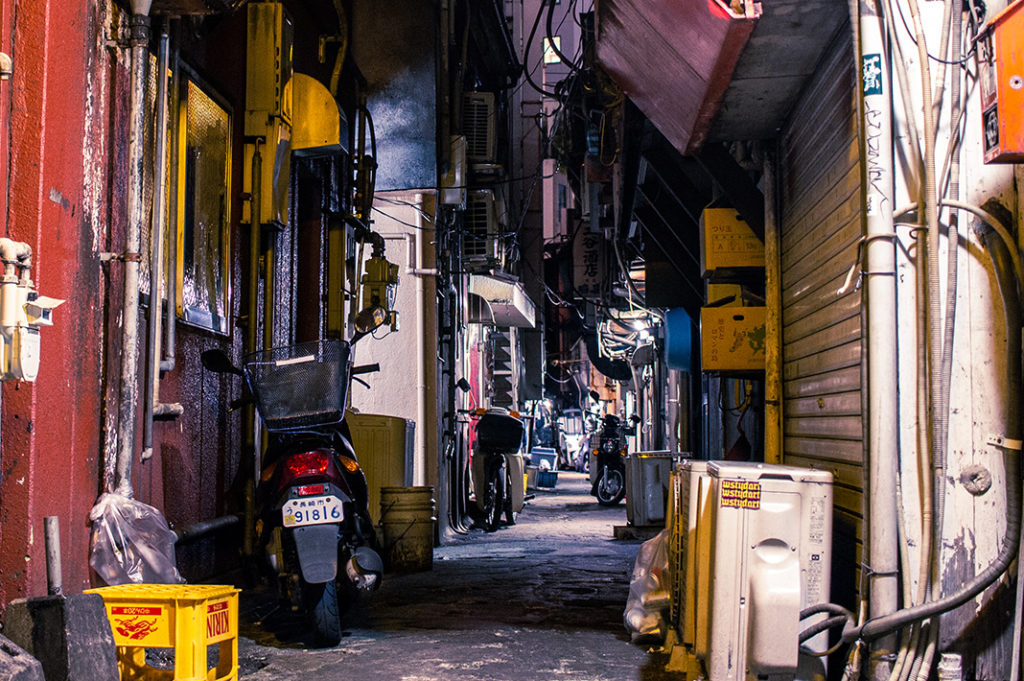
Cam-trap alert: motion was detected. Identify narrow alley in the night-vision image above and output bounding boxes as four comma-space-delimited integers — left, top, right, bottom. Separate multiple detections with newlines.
235, 473, 673, 681
0, 0, 1022, 680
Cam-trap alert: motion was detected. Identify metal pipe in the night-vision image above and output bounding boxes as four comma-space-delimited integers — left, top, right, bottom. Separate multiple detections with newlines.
856, 0, 900, 677
763, 147, 782, 464
44, 516, 62, 596
379, 232, 438, 277
142, 20, 170, 464
242, 142, 263, 558
115, 12, 151, 498
161, 18, 181, 373
414, 194, 428, 484
173, 514, 240, 545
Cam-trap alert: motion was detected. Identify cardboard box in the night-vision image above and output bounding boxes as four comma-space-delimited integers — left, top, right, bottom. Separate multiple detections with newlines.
700, 208, 764, 275
701, 306, 766, 371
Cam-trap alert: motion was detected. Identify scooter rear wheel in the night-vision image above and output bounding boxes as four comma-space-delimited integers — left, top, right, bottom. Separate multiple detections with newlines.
503, 471, 517, 526
304, 579, 342, 647
484, 469, 505, 532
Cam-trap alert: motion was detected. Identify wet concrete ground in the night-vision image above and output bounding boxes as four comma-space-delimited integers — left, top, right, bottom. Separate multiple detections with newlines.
235, 471, 676, 680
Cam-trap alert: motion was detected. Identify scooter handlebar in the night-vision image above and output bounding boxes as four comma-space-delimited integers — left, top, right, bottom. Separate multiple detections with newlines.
352, 363, 380, 375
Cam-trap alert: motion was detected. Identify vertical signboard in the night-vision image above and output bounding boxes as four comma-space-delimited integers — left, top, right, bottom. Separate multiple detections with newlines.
573, 229, 605, 298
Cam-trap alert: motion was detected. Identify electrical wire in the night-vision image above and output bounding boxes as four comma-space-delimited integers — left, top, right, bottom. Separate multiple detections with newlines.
546, 0, 581, 72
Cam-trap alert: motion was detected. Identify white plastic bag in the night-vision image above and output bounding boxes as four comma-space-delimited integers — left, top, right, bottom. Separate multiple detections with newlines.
89, 493, 184, 585
623, 528, 671, 645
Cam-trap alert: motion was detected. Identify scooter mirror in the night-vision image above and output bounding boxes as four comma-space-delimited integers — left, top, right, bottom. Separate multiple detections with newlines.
201, 349, 243, 376
589, 390, 600, 402
354, 305, 387, 334
456, 378, 471, 393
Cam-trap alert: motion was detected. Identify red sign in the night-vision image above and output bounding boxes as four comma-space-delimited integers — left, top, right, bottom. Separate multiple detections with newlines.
112, 606, 162, 616
207, 601, 231, 638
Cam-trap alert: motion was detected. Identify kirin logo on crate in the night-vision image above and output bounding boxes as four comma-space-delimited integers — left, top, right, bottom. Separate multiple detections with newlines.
111, 606, 162, 640
206, 600, 231, 638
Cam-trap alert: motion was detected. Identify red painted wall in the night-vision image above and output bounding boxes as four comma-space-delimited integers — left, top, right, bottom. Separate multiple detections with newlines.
0, 0, 349, 608
0, 0, 107, 603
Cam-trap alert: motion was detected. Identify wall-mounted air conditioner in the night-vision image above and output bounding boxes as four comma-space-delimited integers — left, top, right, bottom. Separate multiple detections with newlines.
463, 189, 501, 266
701, 462, 834, 681
463, 92, 496, 164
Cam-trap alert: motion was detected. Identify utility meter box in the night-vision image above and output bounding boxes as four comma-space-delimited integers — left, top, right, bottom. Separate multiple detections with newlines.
980, 0, 1024, 163
704, 461, 833, 681
700, 306, 766, 372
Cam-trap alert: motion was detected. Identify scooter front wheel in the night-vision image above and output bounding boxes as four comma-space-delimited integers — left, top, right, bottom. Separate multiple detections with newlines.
596, 467, 626, 506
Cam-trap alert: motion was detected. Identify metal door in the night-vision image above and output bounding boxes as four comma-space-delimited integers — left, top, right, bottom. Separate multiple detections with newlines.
778, 28, 863, 602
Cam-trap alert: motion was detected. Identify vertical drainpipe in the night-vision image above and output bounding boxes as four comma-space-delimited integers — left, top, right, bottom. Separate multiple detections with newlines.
242, 144, 262, 558
115, 2, 152, 497
141, 19, 173, 464
763, 147, 782, 464
413, 194, 438, 485
856, 0, 900, 678
162, 19, 180, 374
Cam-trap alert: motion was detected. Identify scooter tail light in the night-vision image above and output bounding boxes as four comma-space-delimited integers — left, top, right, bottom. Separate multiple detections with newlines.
279, 449, 341, 491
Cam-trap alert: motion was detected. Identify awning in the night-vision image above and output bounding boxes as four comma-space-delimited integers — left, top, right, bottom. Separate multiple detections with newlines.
468, 275, 536, 328
595, 0, 760, 155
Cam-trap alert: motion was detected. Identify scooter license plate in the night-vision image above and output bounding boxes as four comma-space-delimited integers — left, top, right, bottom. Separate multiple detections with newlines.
282, 495, 344, 528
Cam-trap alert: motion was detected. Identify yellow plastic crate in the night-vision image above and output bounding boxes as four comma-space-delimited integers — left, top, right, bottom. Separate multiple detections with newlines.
85, 583, 239, 681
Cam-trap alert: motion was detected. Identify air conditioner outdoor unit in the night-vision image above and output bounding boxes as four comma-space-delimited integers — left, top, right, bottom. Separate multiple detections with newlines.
699, 461, 834, 681
463, 189, 501, 266
463, 92, 496, 163
670, 460, 712, 653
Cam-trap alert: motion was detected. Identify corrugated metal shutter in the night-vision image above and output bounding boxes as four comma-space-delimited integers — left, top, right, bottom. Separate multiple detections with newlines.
778, 28, 863, 603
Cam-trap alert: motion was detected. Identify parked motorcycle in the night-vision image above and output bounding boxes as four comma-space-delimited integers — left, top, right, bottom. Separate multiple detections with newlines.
590, 414, 627, 506
201, 337, 383, 646
465, 408, 526, 532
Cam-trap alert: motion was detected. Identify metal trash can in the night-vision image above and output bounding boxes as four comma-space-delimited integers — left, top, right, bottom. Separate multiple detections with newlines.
626, 451, 675, 526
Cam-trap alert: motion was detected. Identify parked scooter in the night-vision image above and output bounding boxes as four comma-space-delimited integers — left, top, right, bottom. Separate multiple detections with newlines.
465, 408, 526, 532
590, 414, 628, 506
201, 336, 383, 646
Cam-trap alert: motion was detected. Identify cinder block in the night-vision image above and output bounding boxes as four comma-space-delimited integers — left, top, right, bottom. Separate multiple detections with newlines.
0, 634, 44, 681
3, 593, 119, 681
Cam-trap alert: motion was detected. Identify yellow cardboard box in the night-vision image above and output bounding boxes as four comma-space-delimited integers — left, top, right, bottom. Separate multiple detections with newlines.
700, 306, 766, 371
700, 208, 764, 274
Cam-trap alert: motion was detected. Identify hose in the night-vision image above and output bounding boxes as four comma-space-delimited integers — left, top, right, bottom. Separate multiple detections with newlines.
848, 447, 1020, 641
847, 214, 1023, 643
546, 0, 578, 70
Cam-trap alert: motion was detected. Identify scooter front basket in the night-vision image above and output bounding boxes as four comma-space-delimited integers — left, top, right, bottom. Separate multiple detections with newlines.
243, 339, 351, 432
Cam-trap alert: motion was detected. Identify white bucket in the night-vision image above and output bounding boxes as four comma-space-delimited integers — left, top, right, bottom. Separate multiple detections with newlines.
379, 486, 436, 572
